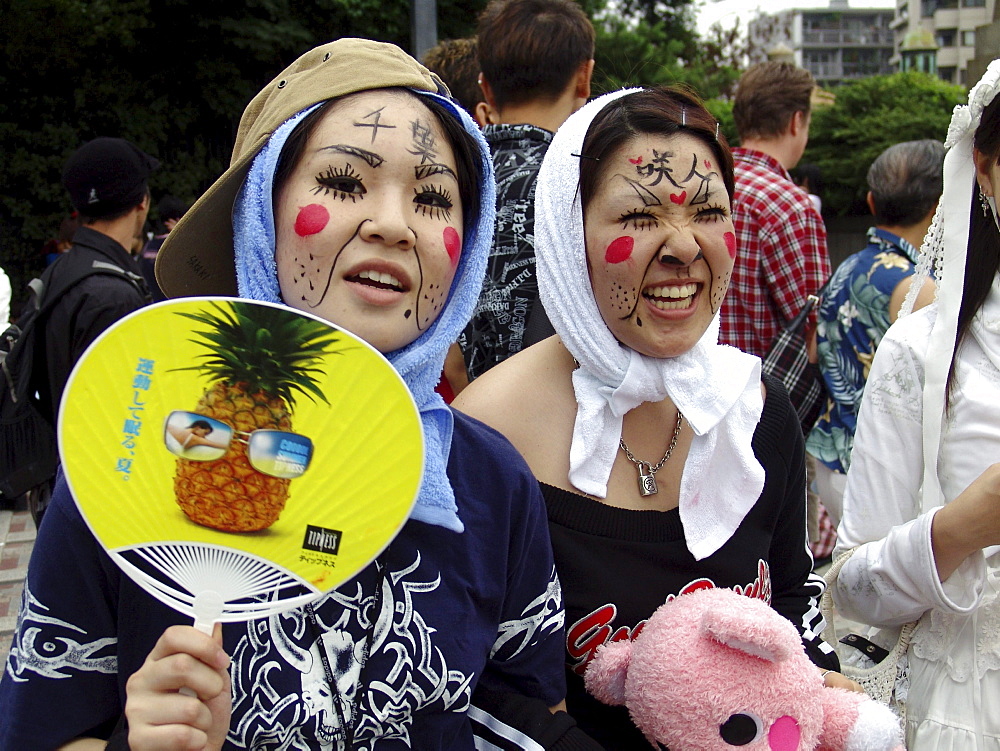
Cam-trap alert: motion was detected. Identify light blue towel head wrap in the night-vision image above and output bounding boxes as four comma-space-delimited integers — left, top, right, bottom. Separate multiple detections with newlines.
233, 90, 495, 533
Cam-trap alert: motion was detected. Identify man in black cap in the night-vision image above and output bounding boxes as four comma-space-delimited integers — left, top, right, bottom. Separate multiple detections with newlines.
40, 137, 156, 421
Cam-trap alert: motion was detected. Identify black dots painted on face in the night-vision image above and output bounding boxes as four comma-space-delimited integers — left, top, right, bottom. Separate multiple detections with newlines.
404, 309, 412, 319
417, 283, 446, 329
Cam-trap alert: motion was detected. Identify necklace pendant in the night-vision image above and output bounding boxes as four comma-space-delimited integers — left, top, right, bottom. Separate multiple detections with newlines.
637, 462, 658, 496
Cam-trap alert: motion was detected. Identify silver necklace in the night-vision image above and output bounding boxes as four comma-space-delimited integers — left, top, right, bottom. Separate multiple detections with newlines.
619, 410, 683, 496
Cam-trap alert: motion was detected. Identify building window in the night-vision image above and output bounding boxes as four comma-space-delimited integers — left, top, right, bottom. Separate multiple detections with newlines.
936, 28, 957, 46
902, 49, 938, 74
922, 0, 936, 15
938, 66, 957, 82
961, 30, 976, 46
962, 0, 986, 7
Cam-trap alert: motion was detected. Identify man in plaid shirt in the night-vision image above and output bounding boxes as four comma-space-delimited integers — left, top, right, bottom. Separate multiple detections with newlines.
720, 62, 830, 360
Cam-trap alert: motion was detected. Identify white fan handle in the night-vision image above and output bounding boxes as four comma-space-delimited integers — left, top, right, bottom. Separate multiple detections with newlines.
180, 590, 225, 698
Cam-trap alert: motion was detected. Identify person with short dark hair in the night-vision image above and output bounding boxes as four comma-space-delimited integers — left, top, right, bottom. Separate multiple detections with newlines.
791, 162, 824, 214
422, 37, 493, 127
42, 137, 155, 421
140, 194, 187, 301
720, 62, 830, 361
477, 0, 594, 123
807, 139, 941, 526
461, 0, 595, 382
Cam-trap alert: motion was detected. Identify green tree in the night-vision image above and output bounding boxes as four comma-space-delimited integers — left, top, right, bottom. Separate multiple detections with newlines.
804, 72, 965, 216
611, 0, 698, 55
704, 98, 737, 148
0, 0, 484, 308
591, 17, 745, 100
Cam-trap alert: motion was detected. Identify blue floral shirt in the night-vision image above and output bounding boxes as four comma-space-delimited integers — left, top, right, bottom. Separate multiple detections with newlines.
806, 228, 919, 473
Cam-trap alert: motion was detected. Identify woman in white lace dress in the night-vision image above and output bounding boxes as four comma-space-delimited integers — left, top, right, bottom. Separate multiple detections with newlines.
834, 60, 1000, 749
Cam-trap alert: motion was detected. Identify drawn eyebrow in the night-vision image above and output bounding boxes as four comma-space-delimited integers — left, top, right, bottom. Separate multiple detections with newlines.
621, 176, 662, 207
416, 162, 456, 180
319, 144, 384, 168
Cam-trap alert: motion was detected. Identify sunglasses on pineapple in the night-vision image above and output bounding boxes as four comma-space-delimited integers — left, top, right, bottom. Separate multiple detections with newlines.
163, 410, 314, 479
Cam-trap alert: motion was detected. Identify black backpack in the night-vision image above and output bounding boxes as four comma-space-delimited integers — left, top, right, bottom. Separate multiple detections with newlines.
0, 251, 147, 499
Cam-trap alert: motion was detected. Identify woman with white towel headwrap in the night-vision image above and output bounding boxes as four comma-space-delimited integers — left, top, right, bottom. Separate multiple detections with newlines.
454, 86, 844, 747
833, 60, 1000, 750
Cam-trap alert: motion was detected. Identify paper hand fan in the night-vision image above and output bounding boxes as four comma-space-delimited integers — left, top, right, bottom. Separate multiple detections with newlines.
60, 298, 423, 633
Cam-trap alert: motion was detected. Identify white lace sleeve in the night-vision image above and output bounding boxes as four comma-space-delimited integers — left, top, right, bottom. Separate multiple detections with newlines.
833, 309, 985, 627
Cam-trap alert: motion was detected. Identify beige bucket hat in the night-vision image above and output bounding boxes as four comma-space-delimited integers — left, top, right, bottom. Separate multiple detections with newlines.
155, 37, 446, 298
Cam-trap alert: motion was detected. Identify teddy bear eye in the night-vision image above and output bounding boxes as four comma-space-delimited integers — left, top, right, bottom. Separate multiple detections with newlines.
719, 712, 764, 745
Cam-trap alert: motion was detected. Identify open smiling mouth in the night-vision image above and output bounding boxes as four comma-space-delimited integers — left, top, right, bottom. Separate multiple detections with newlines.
643, 283, 697, 310
349, 269, 406, 292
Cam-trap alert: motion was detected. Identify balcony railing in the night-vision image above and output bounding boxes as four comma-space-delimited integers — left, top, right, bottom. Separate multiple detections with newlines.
801, 29, 894, 44
806, 61, 894, 78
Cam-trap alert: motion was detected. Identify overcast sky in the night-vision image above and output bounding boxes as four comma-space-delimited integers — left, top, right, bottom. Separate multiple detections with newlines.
693, 0, 897, 35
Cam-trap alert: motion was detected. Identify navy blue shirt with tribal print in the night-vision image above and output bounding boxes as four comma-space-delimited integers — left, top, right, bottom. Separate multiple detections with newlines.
0, 412, 566, 750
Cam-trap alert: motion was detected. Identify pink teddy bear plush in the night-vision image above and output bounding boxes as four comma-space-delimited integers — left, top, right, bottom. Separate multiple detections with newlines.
585, 588, 904, 751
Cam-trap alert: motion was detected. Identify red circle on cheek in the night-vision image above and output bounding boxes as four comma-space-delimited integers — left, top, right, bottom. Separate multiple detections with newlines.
605, 236, 634, 264
294, 204, 329, 237
443, 227, 462, 266
724, 231, 737, 259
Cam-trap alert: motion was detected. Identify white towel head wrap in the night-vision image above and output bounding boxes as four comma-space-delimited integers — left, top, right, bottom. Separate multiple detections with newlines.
900, 59, 1000, 513
534, 88, 766, 560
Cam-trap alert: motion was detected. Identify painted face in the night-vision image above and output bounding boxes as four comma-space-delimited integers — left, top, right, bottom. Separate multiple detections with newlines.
583, 132, 736, 358
274, 90, 465, 353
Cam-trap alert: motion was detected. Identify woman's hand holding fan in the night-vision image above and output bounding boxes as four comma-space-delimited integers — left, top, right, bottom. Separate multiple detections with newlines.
125, 624, 232, 751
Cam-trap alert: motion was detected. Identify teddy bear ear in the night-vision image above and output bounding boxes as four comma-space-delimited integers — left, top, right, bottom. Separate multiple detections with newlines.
584, 640, 632, 706
701, 599, 797, 663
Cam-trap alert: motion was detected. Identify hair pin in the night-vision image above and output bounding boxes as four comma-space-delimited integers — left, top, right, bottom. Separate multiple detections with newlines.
680, 107, 687, 127
571, 152, 600, 161
715, 121, 721, 139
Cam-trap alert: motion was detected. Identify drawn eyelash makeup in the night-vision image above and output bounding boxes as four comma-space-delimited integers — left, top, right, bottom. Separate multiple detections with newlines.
413, 184, 453, 221
694, 204, 729, 222
312, 164, 366, 201
618, 208, 658, 230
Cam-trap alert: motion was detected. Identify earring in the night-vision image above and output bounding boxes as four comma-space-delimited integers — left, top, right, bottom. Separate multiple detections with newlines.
981, 187, 992, 217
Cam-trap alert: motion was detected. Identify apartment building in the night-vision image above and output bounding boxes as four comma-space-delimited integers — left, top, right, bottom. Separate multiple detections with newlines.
892, 0, 994, 84
748, 0, 895, 86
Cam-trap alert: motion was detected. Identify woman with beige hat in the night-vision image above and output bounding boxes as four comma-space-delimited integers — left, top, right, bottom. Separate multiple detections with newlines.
0, 39, 576, 751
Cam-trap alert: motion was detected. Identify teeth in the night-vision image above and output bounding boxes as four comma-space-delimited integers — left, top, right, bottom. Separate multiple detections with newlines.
644, 283, 697, 310
645, 283, 697, 299
649, 298, 693, 310
357, 269, 403, 288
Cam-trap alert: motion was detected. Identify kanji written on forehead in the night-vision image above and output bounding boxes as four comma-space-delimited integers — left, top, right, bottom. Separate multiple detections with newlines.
636, 151, 716, 205
409, 120, 438, 164
636, 150, 679, 188
354, 107, 397, 144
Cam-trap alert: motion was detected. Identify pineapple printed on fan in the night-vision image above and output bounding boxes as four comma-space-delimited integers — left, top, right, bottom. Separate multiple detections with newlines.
167, 301, 341, 533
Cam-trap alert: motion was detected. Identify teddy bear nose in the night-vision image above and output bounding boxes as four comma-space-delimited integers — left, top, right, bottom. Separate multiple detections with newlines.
768, 715, 801, 750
